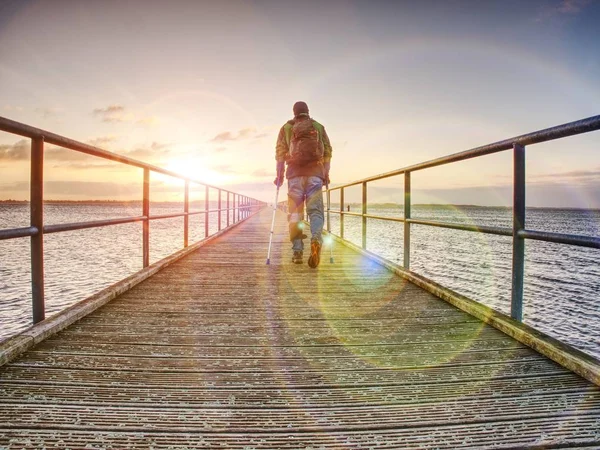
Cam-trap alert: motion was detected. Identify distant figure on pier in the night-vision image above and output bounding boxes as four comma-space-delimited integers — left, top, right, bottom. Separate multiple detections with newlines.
274, 101, 332, 268
347, 205, 350, 212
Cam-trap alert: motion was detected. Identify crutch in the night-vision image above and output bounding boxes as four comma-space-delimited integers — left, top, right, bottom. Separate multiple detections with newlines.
326, 181, 334, 263
266, 184, 281, 265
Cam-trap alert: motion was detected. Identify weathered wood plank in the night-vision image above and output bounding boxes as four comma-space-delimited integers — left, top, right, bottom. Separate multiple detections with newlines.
0, 208, 599, 449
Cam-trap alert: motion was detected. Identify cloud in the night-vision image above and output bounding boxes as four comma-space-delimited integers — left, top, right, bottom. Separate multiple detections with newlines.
92, 104, 156, 125
45, 146, 91, 161
535, 0, 591, 21
136, 116, 160, 126
210, 131, 236, 142
93, 104, 134, 123
0, 180, 140, 197
530, 168, 600, 181
126, 142, 171, 161
35, 107, 63, 119
557, 0, 591, 13
520, 167, 600, 187
50, 163, 132, 170
251, 168, 272, 178
0, 139, 29, 160
215, 147, 227, 153
210, 127, 267, 142
0, 136, 171, 167
86, 136, 118, 147
93, 105, 125, 115
210, 164, 238, 174
3, 105, 24, 112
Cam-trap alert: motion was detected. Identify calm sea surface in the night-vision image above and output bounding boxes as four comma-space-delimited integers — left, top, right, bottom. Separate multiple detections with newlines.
1, 203, 599, 359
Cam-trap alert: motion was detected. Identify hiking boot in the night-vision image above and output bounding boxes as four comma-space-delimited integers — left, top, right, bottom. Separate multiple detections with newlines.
307, 240, 322, 268
292, 251, 303, 264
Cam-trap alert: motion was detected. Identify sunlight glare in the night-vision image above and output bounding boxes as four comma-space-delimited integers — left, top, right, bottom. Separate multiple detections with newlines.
165, 157, 230, 186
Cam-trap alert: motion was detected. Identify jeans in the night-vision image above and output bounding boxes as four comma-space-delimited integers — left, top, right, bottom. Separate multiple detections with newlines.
287, 176, 324, 252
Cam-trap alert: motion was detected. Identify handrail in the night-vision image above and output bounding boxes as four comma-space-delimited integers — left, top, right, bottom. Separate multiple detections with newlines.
0, 116, 265, 325
325, 114, 600, 322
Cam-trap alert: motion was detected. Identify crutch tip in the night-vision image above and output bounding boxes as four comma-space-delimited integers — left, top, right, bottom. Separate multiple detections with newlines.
330, 258, 334, 263
266, 259, 270, 265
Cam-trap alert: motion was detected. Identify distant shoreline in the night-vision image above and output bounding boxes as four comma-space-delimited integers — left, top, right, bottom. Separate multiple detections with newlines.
0, 200, 598, 211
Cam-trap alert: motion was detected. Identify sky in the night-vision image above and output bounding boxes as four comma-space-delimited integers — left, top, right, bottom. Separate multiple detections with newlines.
0, 0, 599, 206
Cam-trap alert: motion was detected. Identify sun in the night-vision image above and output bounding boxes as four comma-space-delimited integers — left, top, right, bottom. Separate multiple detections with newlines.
164, 157, 230, 187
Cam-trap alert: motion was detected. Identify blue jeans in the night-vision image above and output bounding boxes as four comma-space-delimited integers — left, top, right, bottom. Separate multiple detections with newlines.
287, 176, 324, 252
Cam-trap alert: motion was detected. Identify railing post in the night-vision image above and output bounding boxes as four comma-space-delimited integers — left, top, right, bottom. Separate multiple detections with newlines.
237, 194, 240, 222
218, 189, 222, 231
404, 171, 411, 270
511, 143, 526, 322
143, 169, 150, 268
184, 181, 189, 247
205, 185, 209, 238
31, 136, 45, 323
226, 192, 230, 227
340, 187, 345, 239
362, 182, 367, 249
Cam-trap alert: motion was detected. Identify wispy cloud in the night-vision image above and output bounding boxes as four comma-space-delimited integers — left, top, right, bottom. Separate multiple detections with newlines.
210, 127, 268, 142
0, 139, 29, 160
0, 137, 171, 167
210, 164, 238, 174
35, 107, 63, 119
0, 180, 141, 197
557, 0, 592, 13
528, 167, 600, 185
535, 0, 592, 21
86, 136, 118, 147
92, 104, 158, 126
251, 168, 272, 178
3, 105, 24, 112
93, 104, 129, 122
126, 141, 171, 161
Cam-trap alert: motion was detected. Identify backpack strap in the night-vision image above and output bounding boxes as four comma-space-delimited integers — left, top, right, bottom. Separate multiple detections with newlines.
283, 121, 294, 146
311, 119, 323, 143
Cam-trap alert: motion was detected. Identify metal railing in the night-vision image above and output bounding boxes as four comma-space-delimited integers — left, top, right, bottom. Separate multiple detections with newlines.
0, 116, 264, 324
326, 115, 600, 322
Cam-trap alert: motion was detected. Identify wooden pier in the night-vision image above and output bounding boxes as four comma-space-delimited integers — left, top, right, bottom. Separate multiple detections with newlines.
1, 208, 600, 448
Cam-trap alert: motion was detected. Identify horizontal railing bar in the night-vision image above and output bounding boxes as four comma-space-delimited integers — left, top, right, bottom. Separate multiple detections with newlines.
329, 210, 406, 223
0, 116, 242, 196
407, 219, 513, 236
329, 211, 364, 218
0, 226, 39, 240
520, 229, 600, 249
328, 115, 600, 190
148, 212, 188, 220
150, 207, 251, 220
329, 211, 513, 235
2, 204, 263, 238
44, 216, 146, 234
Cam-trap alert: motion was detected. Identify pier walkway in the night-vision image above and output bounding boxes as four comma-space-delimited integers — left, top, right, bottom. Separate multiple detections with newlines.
1, 208, 600, 448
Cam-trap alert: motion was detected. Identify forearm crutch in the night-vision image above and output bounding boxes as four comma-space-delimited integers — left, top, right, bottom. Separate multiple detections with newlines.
266, 185, 280, 265
326, 181, 334, 263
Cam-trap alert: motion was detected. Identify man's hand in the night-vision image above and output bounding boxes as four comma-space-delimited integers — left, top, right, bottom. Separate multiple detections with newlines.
274, 161, 285, 187
323, 161, 331, 185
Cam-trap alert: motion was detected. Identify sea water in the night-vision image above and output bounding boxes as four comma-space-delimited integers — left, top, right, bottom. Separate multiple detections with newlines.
1, 203, 599, 359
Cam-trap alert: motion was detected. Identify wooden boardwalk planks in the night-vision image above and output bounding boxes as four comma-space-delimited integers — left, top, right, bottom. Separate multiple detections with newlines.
1, 208, 600, 449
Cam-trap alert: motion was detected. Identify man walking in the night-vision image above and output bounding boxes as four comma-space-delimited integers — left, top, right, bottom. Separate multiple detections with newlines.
274, 101, 332, 268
